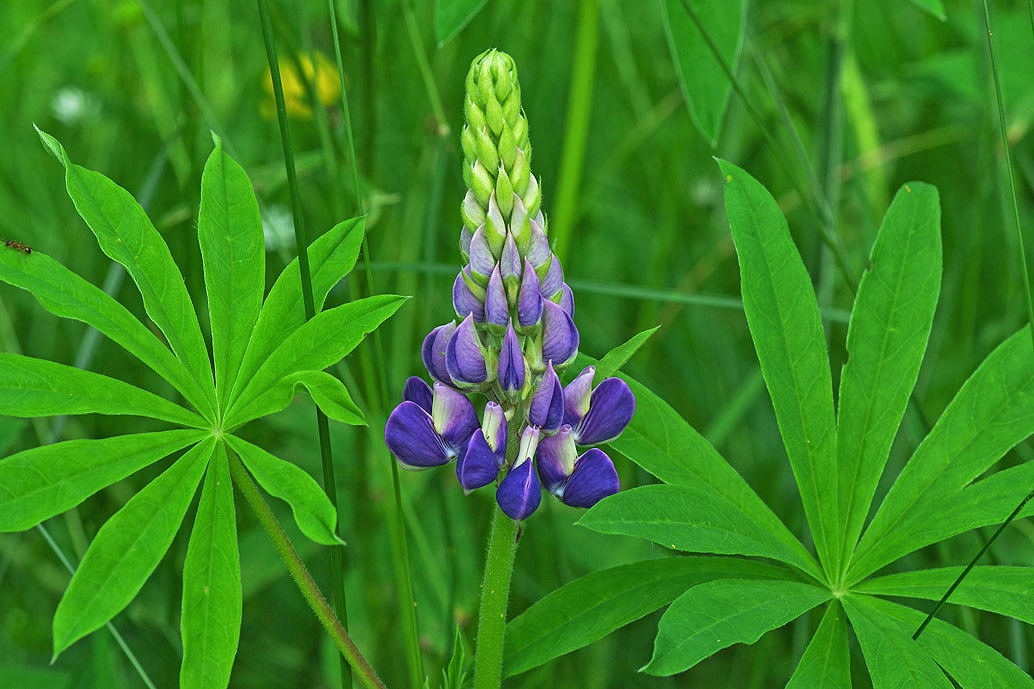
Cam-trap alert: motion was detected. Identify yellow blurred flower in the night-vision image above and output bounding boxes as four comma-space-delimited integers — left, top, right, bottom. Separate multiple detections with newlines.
261, 51, 342, 119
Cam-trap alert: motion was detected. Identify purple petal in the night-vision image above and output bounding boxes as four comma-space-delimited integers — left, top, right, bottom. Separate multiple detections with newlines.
469, 225, 495, 282
485, 265, 509, 327
574, 377, 636, 446
497, 427, 542, 520
385, 401, 453, 469
540, 254, 563, 299
403, 377, 433, 413
453, 270, 485, 322
559, 283, 575, 317
457, 430, 500, 492
527, 221, 550, 269
481, 401, 507, 458
517, 258, 543, 327
431, 382, 480, 450
421, 322, 456, 384
528, 361, 564, 431
500, 233, 521, 284
541, 300, 579, 367
562, 366, 595, 428
559, 448, 619, 508
497, 320, 526, 393
536, 425, 577, 494
445, 314, 488, 386
460, 225, 473, 259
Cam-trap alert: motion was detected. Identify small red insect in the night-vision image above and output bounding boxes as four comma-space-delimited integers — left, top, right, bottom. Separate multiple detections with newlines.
3, 239, 32, 260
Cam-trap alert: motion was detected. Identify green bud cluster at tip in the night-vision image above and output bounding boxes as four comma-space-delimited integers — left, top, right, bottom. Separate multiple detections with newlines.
460, 49, 544, 254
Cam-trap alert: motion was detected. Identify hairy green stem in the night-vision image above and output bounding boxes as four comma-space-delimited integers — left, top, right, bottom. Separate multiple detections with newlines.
473, 504, 520, 689
473, 424, 523, 689
552, 0, 599, 265
227, 452, 387, 689
256, 4, 352, 686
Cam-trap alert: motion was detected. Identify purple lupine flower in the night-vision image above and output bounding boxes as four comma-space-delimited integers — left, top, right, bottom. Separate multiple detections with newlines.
385, 48, 636, 523
497, 425, 542, 520
422, 321, 457, 384
457, 401, 507, 493
385, 382, 479, 469
528, 361, 563, 432
537, 425, 619, 508
562, 366, 636, 445
446, 313, 491, 387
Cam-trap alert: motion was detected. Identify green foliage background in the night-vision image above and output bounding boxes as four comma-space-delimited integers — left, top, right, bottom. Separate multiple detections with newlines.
1, 0, 1033, 687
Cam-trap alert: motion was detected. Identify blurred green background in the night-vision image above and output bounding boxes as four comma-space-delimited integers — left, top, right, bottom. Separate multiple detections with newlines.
1, 0, 1033, 686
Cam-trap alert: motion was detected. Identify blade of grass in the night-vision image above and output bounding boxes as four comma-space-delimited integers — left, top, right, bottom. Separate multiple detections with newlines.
255, 7, 352, 689
913, 0, 1034, 640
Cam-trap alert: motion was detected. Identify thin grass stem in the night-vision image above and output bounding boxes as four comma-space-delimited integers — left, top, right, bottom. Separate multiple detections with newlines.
255, 3, 352, 683
914, 0, 1034, 639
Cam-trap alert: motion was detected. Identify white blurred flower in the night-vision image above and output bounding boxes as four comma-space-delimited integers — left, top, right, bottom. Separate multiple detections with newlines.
261, 204, 295, 252
51, 87, 100, 126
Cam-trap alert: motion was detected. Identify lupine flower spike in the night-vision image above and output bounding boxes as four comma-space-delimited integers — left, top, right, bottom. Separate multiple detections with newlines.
385, 49, 635, 521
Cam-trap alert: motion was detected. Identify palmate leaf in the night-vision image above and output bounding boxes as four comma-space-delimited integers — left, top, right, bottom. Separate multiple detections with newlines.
843, 595, 953, 689
579, 484, 819, 573
857, 595, 1034, 688
578, 352, 822, 582
0, 248, 210, 417
181, 443, 241, 689
0, 430, 205, 532
847, 326, 1034, 583
36, 128, 216, 417
53, 438, 215, 658
857, 566, 1034, 624
228, 370, 365, 428
0, 353, 204, 427
785, 601, 850, 689
503, 556, 794, 678
835, 183, 940, 574
642, 579, 830, 676
718, 159, 839, 575
224, 435, 341, 545
228, 217, 365, 409
663, 0, 746, 145
199, 136, 264, 413
225, 294, 406, 428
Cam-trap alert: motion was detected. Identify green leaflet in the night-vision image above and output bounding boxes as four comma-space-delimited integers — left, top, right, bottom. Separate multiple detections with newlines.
0, 249, 210, 418
785, 601, 850, 689
36, 128, 215, 416
52, 438, 214, 657
585, 351, 822, 583
442, 624, 468, 689
719, 159, 838, 576
229, 217, 365, 408
842, 595, 955, 689
181, 444, 242, 689
225, 435, 341, 546
836, 182, 941, 574
909, 0, 946, 20
848, 326, 1034, 583
642, 579, 829, 675
435, 0, 488, 45
579, 484, 818, 575
593, 325, 659, 380
0, 430, 206, 532
857, 566, 1034, 625
856, 595, 1033, 689
225, 294, 406, 428
504, 557, 794, 678
199, 136, 264, 413
226, 370, 365, 428
0, 353, 204, 427
663, 0, 745, 145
